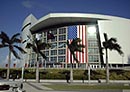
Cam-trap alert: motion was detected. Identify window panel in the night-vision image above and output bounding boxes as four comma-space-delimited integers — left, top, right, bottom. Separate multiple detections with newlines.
58, 42, 66, 48
51, 29, 57, 34
58, 49, 65, 55
59, 35, 66, 41
50, 57, 57, 62
58, 56, 65, 62
51, 50, 57, 55
59, 28, 66, 34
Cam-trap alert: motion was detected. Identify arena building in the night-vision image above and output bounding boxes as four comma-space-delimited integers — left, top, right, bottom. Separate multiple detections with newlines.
21, 13, 130, 69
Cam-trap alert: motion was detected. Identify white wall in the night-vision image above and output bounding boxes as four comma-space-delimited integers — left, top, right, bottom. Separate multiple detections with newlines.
98, 17, 130, 64
21, 14, 37, 67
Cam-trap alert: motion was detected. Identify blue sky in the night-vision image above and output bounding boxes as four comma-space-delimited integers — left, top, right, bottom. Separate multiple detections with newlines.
0, 0, 130, 67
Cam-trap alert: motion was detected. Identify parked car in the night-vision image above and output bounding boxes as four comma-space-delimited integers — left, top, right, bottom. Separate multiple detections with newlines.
0, 77, 25, 92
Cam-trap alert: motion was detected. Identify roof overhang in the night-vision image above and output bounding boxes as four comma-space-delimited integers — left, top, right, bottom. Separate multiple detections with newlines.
30, 13, 107, 34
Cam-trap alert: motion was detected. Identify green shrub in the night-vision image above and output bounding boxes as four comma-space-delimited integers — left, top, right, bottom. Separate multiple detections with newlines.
0, 68, 130, 80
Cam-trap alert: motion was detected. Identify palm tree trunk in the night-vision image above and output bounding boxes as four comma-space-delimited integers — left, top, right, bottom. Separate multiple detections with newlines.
7, 50, 11, 80
36, 54, 40, 83
70, 54, 73, 83
105, 48, 109, 83
70, 61, 73, 83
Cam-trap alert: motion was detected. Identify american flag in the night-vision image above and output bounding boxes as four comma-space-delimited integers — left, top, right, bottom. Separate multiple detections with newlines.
66, 25, 88, 64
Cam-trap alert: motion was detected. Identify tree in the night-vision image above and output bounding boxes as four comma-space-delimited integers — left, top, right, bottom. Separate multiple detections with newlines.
25, 32, 54, 83
66, 38, 85, 83
0, 31, 26, 80
102, 33, 123, 83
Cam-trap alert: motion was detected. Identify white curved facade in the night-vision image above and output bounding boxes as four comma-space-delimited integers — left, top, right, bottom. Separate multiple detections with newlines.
22, 13, 130, 68
22, 14, 37, 67
98, 16, 130, 64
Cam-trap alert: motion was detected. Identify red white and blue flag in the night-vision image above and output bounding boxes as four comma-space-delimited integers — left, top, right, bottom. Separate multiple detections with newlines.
66, 25, 88, 64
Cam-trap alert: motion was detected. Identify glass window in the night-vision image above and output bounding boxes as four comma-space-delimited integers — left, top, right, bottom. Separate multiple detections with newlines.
87, 26, 97, 39
88, 40, 98, 47
58, 49, 65, 55
59, 35, 66, 41
30, 59, 35, 66
32, 53, 36, 59
51, 43, 57, 49
44, 51, 49, 56
51, 50, 57, 55
45, 57, 49, 62
59, 28, 66, 34
58, 42, 66, 48
88, 55, 99, 62
51, 29, 57, 34
88, 48, 99, 54
51, 36, 57, 42
50, 57, 57, 62
58, 56, 65, 62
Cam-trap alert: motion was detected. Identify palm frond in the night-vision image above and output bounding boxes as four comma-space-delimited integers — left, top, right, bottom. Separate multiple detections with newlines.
72, 53, 79, 63
66, 40, 69, 46
11, 33, 20, 42
14, 45, 26, 54
108, 38, 117, 43
74, 48, 83, 52
103, 33, 123, 55
103, 33, 108, 41
77, 44, 85, 48
39, 51, 47, 59
67, 38, 85, 63
26, 43, 34, 48
22, 40, 27, 43
26, 43, 38, 53
111, 43, 123, 55
71, 38, 81, 45
0, 31, 10, 43
12, 50, 20, 59
11, 38, 21, 44
103, 42, 108, 48
0, 44, 8, 48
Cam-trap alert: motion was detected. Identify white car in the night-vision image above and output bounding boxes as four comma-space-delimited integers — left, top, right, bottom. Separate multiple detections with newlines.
0, 77, 25, 92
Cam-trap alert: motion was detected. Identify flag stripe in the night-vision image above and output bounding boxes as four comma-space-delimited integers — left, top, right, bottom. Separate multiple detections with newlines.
85, 25, 88, 63
66, 25, 88, 64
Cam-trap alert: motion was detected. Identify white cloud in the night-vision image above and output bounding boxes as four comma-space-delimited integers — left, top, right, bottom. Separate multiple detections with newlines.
22, 0, 53, 11
22, 0, 34, 8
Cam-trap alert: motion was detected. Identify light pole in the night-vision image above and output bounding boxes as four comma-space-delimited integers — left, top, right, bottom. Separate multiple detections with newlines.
88, 63, 90, 84
122, 53, 124, 68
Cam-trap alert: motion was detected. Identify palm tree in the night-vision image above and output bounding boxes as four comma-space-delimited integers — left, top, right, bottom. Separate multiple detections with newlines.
0, 31, 26, 80
66, 38, 85, 83
102, 33, 123, 83
25, 32, 54, 83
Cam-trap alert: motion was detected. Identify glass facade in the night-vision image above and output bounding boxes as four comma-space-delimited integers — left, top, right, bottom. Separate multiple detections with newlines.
28, 25, 101, 68
87, 25, 100, 64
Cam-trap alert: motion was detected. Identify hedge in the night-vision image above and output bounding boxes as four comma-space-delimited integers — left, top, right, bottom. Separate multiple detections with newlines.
0, 68, 130, 80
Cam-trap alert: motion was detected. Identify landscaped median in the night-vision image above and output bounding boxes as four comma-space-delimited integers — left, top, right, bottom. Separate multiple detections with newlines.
43, 83, 130, 91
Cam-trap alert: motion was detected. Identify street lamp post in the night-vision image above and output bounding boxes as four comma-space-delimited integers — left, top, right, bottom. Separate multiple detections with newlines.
122, 54, 124, 68
88, 63, 90, 84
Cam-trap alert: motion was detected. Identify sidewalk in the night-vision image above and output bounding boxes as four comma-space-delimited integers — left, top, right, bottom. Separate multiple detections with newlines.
22, 79, 130, 84
22, 80, 130, 92
23, 82, 53, 92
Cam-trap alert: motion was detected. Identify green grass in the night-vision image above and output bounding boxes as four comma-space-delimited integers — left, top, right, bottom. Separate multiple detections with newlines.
43, 83, 130, 90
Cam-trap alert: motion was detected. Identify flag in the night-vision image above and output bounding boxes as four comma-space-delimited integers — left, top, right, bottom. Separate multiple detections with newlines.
66, 25, 88, 64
